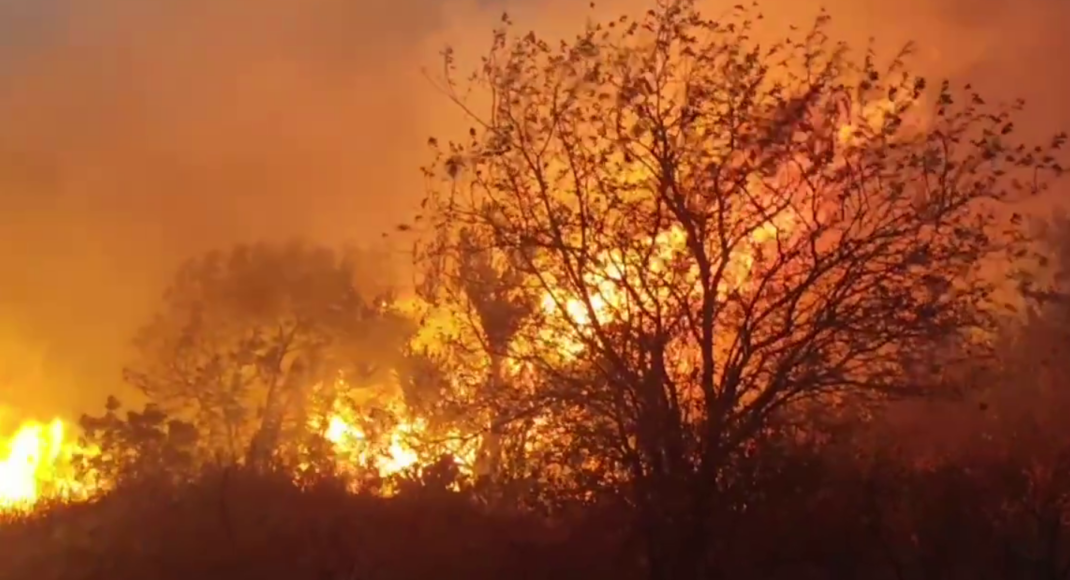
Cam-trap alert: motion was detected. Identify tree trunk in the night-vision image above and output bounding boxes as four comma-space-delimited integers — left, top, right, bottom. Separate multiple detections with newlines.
638, 481, 712, 580
643, 513, 708, 580
474, 352, 506, 482
247, 359, 309, 468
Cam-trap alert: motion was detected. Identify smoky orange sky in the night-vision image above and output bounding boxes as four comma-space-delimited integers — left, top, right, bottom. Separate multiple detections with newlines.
0, 0, 1066, 421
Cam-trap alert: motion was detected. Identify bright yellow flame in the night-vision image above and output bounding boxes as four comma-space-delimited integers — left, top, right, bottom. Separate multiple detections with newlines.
537, 214, 794, 358
323, 414, 460, 477
0, 418, 87, 510
317, 394, 475, 487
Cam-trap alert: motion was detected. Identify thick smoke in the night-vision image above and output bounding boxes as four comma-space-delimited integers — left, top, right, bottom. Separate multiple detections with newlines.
0, 0, 1065, 418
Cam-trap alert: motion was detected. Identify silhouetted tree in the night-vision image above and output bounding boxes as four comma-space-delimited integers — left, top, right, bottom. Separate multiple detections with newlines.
123, 241, 415, 469
416, 224, 544, 495
419, 1, 1065, 577
75, 396, 198, 490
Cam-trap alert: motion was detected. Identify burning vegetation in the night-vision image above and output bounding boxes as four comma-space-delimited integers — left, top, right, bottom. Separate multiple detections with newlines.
0, 419, 84, 508
1, 1, 1068, 579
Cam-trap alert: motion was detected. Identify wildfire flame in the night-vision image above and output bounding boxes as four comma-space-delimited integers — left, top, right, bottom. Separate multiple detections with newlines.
537, 218, 796, 355
317, 392, 477, 490
535, 95, 911, 344
0, 208, 796, 512
0, 408, 473, 511
0, 91, 912, 512
321, 414, 421, 477
0, 419, 87, 510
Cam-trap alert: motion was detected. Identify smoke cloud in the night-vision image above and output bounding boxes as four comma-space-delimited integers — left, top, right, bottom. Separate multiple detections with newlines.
0, 0, 1065, 418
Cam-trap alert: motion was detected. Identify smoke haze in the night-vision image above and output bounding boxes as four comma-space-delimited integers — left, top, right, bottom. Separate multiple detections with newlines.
0, 0, 1065, 419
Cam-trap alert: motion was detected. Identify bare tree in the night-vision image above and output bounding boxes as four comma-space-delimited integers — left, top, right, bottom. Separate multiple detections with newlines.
418, 0, 1065, 577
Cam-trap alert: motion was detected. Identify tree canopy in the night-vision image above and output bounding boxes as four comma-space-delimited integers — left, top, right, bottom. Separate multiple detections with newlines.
417, 1, 1064, 576
122, 241, 416, 468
